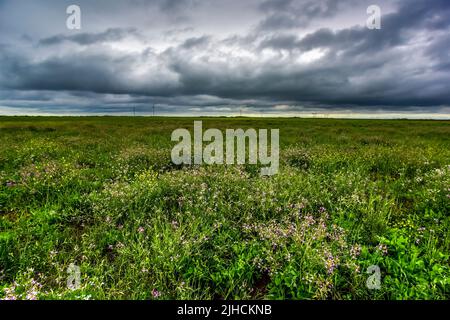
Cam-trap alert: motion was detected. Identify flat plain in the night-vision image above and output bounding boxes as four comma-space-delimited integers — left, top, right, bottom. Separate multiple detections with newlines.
0, 117, 449, 299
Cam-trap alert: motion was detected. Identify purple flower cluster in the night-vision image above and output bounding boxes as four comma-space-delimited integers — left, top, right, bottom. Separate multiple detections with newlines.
349, 245, 362, 259
6, 181, 16, 188
325, 252, 339, 275
376, 244, 388, 255
152, 288, 161, 299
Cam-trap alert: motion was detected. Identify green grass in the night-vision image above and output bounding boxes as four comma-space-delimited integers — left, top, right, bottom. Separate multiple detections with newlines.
0, 116, 449, 300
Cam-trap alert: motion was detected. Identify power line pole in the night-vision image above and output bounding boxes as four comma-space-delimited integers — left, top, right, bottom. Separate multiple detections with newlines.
133, 106, 136, 117
153, 104, 155, 117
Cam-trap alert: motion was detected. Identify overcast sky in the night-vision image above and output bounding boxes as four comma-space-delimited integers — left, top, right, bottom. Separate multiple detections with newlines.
0, 0, 449, 117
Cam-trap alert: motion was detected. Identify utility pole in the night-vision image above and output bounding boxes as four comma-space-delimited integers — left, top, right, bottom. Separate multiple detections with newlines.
153, 104, 155, 117
133, 106, 136, 117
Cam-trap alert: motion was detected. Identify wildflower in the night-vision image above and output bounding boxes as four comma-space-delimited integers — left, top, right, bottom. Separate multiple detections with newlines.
376, 244, 388, 255
25, 279, 42, 300
318, 206, 327, 214
304, 215, 315, 227
116, 242, 125, 249
6, 181, 16, 188
324, 252, 339, 275
138, 226, 145, 234
350, 245, 361, 259
314, 279, 333, 299
2, 285, 18, 300
152, 288, 161, 298
26, 291, 38, 300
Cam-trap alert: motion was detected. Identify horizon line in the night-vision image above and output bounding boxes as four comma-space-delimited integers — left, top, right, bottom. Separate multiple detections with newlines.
1, 114, 449, 120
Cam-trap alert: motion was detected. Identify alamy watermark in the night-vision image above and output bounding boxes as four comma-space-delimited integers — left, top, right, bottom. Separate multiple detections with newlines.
66, 5, 81, 30
366, 265, 381, 290
67, 263, 81, 290
367, 5, 382, 30
171, 121, 279, 176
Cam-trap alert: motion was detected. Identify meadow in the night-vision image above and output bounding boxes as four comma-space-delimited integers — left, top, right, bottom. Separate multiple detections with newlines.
0, 116, 449, 300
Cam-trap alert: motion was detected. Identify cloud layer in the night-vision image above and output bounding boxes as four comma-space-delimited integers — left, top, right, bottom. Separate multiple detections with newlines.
0, 0, 449, 115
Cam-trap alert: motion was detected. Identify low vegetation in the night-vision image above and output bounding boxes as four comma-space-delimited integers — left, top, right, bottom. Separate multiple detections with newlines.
0, 117, 449, 299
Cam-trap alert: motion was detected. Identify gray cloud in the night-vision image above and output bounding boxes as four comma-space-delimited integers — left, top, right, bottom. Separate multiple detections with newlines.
181, 35, 211, 49
257, 0, 356, 30
0, 0, 449, 115
39, 28, 141, 46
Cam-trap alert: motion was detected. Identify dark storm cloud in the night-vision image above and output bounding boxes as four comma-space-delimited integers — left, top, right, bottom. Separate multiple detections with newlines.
181, 36, 211, 49
260, 0, 450, 53
425, 33, 450, 71
0, 0, 450, 115
157, 0, 199, 12
258, 0, 351, 30
0, 46, 179, 96
39, 28, 141, 46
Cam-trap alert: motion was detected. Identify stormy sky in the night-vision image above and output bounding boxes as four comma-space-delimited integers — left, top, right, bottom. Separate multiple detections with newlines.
0, 0, 449, 117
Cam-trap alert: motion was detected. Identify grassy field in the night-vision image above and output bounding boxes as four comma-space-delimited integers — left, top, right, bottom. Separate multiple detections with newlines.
0, 116, 449, 300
